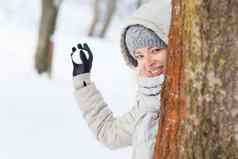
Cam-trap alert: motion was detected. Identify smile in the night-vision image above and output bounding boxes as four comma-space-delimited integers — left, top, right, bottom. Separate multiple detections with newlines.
148, 65, 164, 75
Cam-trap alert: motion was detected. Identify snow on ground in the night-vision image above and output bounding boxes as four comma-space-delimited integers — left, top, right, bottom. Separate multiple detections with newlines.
0, 1, 137, 159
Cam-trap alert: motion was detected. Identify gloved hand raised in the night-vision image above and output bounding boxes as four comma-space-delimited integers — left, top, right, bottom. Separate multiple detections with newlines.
70, 43, 93, 77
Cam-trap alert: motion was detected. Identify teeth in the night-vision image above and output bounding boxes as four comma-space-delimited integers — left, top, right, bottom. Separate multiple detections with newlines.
149, 70, 159, 74
152, 70, 158, 74
147, 65, 164, 75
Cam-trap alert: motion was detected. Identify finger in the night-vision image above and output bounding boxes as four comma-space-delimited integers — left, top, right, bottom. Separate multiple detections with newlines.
83, 43, 93, 62
88, 50, 93, 62
83, 43, 91, 52
72, 47, 76, 53
70, 47, 77, 65
80, 50, 88, 64
77, 43, 83, 50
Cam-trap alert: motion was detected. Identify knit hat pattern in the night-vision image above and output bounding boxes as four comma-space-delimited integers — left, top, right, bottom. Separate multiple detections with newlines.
125, 25, 167, 58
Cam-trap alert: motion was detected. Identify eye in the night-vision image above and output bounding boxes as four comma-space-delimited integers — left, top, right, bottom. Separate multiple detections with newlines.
135, 54, 144, 60
152, 48, 161, 53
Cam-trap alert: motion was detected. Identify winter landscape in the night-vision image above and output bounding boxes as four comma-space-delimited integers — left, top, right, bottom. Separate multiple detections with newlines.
0, 0, 139, 158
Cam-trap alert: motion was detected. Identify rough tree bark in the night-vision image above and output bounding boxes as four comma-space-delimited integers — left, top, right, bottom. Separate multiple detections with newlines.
35, 0, 61, 76
154, 0, 238, 159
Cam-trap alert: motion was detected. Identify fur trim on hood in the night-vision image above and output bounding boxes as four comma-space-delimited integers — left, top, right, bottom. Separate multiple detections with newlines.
120, 0, 171, 69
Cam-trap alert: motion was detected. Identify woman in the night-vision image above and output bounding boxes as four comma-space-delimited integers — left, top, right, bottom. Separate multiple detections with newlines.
71, 0, 171, 159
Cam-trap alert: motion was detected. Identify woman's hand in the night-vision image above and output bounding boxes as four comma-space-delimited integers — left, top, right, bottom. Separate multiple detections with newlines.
70, 43, 93, 77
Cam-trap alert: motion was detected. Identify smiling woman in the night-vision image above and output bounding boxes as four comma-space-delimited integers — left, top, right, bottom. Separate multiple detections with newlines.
124, 24, 167, 78
135, 47, 167, 77
71, 0, 171, 159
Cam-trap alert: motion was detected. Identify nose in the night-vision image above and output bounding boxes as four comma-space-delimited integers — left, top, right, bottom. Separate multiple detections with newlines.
143, 54, 155, 68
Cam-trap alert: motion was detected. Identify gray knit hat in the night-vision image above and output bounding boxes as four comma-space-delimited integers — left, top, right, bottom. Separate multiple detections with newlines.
125, 25, 167, 58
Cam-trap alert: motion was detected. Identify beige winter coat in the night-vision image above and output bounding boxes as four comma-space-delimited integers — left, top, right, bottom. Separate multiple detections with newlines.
73, 0, 171, 159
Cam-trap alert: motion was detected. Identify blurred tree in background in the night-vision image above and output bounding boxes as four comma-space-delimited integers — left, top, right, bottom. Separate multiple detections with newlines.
34, 0, 142, 76
88, 0, 117, 38
136, 0, 150, 8
35, 0, 62, 77
88, 0, 151, 37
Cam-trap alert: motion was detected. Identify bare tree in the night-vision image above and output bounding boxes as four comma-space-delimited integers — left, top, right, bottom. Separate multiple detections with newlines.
35, 0, 62, 76
137, 0, 150, 8
88, 0, 100, 37
153, 0, 238, 158
136, 0, 144, 8
99, 0, 116, 38
88, 0, 117, 38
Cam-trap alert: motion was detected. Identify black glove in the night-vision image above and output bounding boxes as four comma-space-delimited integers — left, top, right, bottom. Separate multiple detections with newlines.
70, 43, 93, 77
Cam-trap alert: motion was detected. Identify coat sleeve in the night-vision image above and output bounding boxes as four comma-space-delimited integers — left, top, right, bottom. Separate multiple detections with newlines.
73, 76, 139, 150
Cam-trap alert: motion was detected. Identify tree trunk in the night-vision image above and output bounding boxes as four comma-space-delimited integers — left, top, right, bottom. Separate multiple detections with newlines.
35, 0, 61, 76
137, 0, 150, 8
88, 0, 100, 37
137, 0, 143, 8
99, 0, 116, 38
154, 0, 238, 159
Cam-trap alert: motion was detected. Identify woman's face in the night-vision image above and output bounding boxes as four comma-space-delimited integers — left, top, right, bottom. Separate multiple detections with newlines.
135, 47, 167, 77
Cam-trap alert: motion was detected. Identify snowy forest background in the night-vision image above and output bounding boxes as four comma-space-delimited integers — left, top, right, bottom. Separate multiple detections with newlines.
0, 0, 150, 158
